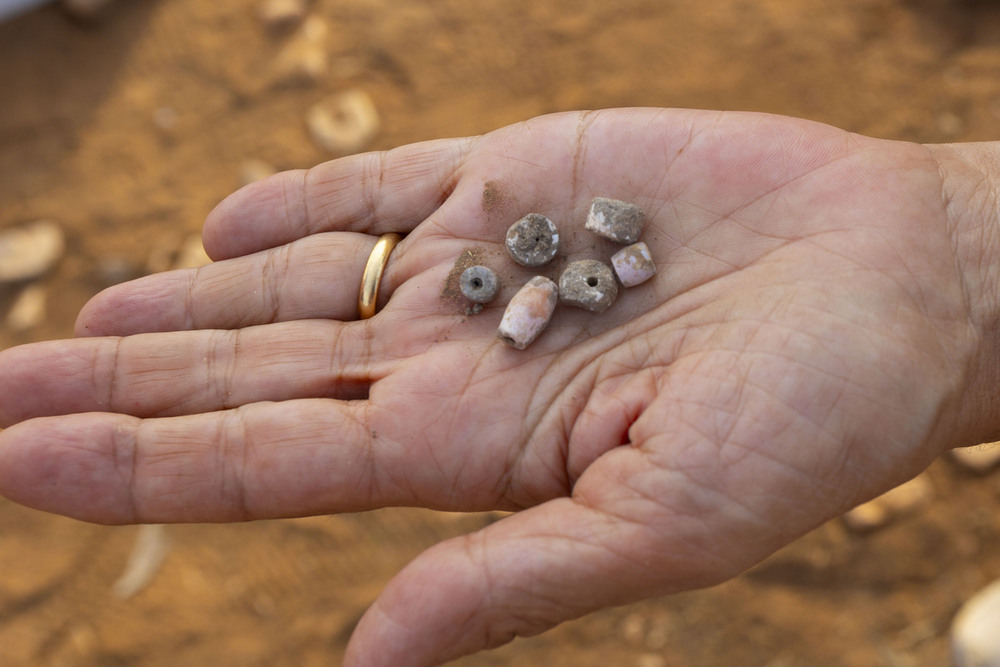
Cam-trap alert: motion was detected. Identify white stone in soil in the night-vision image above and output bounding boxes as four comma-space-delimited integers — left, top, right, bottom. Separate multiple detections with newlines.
307, 89, 380, 155
841, 473, 933, 532
273, 15, 328, 85
0, 220, 65, 283
5, 284, 47, 331
950, 443, 1000, 474
953, 578, 1000, 667
258, 0, 306, 30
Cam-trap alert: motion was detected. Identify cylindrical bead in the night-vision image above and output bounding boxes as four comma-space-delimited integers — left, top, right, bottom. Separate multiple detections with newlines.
497, 276, 558, 349
611, 241, 656, 287
585, 197, 646, 245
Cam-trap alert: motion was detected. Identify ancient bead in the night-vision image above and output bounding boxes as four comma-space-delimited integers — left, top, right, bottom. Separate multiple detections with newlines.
611, 241, 656, 287
497, 276, 558, 350
585, 197, 646, 245
505, 213, 560, 267
459, 265, 500, 304
558, 260, 618, 313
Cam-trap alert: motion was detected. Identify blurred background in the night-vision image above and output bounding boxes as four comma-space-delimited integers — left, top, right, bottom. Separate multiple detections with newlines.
2, 0, 1000, 665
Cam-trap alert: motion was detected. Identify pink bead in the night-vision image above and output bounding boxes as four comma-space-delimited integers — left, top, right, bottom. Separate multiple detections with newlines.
497, 276, 558, 349
611, 241, 656, 287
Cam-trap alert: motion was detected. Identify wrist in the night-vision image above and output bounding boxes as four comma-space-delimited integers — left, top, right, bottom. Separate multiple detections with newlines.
927, 141, 1000, 444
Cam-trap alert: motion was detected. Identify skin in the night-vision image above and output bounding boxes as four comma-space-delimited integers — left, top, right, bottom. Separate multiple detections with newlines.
2, 108, 1000, 665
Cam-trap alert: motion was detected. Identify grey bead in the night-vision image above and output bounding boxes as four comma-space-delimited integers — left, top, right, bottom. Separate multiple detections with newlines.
505, 213, 560, 267
558, 259, 618, 313
459, 265, 500, 304
585, 197, 646, 245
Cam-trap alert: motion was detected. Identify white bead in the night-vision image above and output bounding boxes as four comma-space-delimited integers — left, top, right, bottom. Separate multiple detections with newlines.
497, 276, 558, 350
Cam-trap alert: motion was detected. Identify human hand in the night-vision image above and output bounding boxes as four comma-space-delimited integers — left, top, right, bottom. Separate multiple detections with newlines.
1, 109, 998, 666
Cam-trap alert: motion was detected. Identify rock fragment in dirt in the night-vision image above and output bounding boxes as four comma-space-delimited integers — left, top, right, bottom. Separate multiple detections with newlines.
239, 159, 278, 186
258, 0, 307, 31
5, 284, 47, 332
272, 15, 328, 85
620, 613, 646, 644
952, 577, 1000, 667
306, 89, 380, 155
497, 276, 558, 350
0, 219, 65, 283
950, 443, 1000, 474
841, 473, 934, 532
620, 611, 672, 652
112, 524, 171, 599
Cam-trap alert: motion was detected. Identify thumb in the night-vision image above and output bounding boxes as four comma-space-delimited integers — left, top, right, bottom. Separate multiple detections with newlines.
343, 486, 740, 667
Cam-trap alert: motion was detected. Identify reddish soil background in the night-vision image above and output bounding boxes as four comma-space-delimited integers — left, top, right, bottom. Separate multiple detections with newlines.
2, 1, 1000, 665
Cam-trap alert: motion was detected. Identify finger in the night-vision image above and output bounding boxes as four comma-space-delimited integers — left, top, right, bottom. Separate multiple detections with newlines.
0, 397, 430, 524
0, 321, 385, 425
0, 400, 396, 523
202, 137, 473, 260
343, 482, 735, 667
77, 232, 382, 336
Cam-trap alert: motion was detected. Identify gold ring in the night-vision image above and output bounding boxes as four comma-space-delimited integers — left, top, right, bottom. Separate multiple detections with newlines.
358, 233, 402, 319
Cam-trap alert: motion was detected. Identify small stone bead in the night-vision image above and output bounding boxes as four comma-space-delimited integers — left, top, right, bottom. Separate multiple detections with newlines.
558, 260, 618, 313
497, 276, 558, 350
585, 197, 646, 245
611, 241, 656, 287
459, 265, 500, 304
505, 213, 560, 267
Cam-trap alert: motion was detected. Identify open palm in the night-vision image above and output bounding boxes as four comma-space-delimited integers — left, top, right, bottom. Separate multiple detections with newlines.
0, 109, 989, 666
